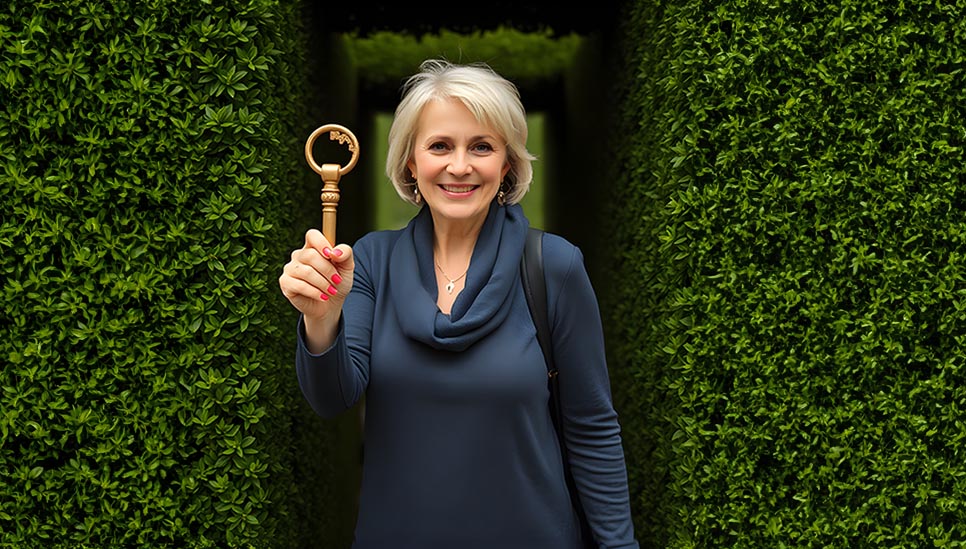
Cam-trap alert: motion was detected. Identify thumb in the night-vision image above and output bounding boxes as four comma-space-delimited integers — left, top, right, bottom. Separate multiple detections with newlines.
304, 228, 331, 252
328, 243, 355, 274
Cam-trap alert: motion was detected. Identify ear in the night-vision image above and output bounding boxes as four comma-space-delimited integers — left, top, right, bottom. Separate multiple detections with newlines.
406, 158, 417, 179
502, 160, 511, 180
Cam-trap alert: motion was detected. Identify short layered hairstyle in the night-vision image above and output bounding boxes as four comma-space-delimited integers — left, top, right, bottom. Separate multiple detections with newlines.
386, 59, 537, 206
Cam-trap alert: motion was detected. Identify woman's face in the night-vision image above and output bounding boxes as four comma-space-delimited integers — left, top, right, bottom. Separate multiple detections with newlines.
407, 98, 511, 227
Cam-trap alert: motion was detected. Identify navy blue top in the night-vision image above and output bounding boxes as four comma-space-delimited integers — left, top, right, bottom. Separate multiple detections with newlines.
296, 202, 638, 548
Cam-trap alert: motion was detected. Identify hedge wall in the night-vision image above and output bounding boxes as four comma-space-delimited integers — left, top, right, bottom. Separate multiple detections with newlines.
0, 1, 339, 546
605, 0, 966, 546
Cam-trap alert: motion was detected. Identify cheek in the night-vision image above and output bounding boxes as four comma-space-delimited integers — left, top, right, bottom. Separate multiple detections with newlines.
411, 153, 441, 175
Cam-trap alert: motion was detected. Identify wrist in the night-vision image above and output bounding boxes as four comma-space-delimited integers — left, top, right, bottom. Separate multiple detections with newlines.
303, 312, 340, 354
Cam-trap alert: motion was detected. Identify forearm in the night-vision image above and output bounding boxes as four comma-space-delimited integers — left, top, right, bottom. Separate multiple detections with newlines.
566, 413, 639, 548
295, 314, 365, 418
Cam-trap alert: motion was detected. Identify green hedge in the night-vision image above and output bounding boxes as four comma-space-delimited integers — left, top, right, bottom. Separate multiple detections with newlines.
0, 1, 337, 546
346, 27, 582, 91
605, 0, 966, 546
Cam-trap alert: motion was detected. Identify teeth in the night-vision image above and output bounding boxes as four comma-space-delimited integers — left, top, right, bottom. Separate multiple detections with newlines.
441, 185, 475, 193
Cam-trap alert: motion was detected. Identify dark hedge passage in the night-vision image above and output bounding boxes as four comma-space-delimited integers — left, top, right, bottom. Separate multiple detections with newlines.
606, 0, 966, 546
0, 1, 331, 547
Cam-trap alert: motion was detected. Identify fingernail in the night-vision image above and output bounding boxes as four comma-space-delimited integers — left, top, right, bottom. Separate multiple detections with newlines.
331, 248, 343, 257
326, 285, 338, 295
331, 274, 342, 285
322, 247, 332, 258
320, 293, 329, 301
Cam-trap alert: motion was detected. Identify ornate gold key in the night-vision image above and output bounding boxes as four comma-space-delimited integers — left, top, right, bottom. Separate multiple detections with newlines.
304, 124, 360, 244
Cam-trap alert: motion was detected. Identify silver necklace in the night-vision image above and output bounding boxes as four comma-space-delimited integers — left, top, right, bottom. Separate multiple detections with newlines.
435, 260, 468, 295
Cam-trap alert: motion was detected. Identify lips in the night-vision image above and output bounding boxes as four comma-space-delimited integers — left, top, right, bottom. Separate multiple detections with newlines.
439, 184, 478, 194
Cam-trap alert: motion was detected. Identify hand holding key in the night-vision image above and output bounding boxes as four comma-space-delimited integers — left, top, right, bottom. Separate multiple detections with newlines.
279, 123, 360, 353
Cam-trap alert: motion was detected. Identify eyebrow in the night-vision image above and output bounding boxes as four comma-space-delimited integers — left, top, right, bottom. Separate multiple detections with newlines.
423, 134, 500, 142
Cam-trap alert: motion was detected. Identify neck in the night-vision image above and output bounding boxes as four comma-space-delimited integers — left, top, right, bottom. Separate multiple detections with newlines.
429, 212, 486, 265
429, 211, 485, 308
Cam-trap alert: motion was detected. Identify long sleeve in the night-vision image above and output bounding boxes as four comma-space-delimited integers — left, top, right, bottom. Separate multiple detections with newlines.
544, 235, 639, 549
295, 237, 376, 418
289, 211, 633, 548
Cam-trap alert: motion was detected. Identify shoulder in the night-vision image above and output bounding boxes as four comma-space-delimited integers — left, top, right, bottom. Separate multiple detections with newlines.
535, 231, 599, 324
352, 228, 405, 273
538, 230, 583, 281
353, 228, 404, 255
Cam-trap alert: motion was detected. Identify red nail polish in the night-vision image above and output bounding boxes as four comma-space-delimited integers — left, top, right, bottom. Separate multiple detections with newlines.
320, 293, 329, 301
332, 248, 343, 257
322, 247, 332, 258
327, 285, 338, 295
331, 274, 342, 285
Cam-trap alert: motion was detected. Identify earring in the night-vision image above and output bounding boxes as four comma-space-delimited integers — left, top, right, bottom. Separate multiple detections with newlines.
497, 180, 508, 205
414, 185, 421, 205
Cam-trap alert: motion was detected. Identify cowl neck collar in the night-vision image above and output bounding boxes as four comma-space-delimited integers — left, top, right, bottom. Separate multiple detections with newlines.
389, 201, 529, 352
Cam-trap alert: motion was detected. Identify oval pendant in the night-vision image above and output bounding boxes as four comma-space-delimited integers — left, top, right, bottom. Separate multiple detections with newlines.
446, 282, 455, 294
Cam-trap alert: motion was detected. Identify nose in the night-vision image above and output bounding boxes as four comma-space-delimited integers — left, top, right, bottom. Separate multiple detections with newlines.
446, 149, 472, 176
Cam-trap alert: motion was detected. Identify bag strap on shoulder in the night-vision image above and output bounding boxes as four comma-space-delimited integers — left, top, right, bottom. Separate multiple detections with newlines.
520, 227, 595, 547
521, 228, 555, 378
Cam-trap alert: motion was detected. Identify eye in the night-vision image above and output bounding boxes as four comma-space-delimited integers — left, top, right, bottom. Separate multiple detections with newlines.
427, 141, 449, 152
471, 142, 495, 153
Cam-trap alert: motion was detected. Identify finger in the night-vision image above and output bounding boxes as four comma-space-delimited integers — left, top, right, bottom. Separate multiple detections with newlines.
280, 272, 330, 302
301, 241, 354, 280
279, 264, 339, 302
304, 229, 332, 256
302, 229, 351, 271
326, 244, 355, 273
287, 255, 337, 294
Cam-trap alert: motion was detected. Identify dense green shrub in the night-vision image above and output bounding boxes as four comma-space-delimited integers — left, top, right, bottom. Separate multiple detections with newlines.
346, 27, 582, 92
605, 0, 966, 546
0, 1, 336, 546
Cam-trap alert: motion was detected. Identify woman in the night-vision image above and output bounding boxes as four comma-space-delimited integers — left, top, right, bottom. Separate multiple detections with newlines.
279, 59, 638, 548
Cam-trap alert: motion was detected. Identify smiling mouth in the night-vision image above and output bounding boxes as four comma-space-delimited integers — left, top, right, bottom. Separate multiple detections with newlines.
440, 184, 478, 193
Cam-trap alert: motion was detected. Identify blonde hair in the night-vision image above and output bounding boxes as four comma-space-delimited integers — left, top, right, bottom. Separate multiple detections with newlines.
386, 59, 536, 206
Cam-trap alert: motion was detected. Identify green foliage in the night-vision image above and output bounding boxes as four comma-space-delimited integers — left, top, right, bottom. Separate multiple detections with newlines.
605, 0, 966, 545
0, 0, 326, 546
346, 27, 582, 90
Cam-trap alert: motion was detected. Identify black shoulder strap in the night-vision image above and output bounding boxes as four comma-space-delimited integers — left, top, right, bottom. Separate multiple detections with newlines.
521, 228, 556, 378
520, 228, 594, 546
